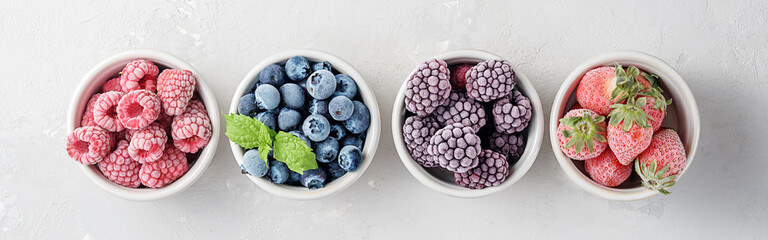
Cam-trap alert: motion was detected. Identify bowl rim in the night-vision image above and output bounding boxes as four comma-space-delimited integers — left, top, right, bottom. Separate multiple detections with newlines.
67, 49, 220, 201
391, 49, 544, 198
549, 50, 701, 201
227, 48, 381, 200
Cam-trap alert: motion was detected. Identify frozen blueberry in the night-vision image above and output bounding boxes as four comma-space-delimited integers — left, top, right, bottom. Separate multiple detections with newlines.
302, 114, 330, 142
300, 168, 327, 189
308, 99, 330, 119
328, 123, 347, 141
338, 145, 363, 172
242, 149, 268, 177
341, 135, 363, 149
323, 160, 346, 180
258, 64, 286, 86
268, 160, 289, 184
286, 171, 301, 185
333, 74, 358, 99
254, 84, 281, 110
311, 61, 332, 72
285, 56, 310, 81
313, 138, 339, 163
256, 110, 278, 131
279, 83, 305, 109
277, 108, 302, 131
328, 96, 354, 121
237, 93, 259, 117
288, 130, 311, 148
307, 70, 337, 100
298, 79, 307, 90
344, 101, 370, 134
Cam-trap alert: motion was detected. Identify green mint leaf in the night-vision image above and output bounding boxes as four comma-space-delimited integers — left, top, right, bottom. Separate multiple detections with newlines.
224, 113, 276, 166
272, 131, 318, 174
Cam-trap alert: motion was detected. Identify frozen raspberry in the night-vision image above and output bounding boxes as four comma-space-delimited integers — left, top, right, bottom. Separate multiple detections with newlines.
98, 140, 141, 188
585, 148, 631, 187
454, 150, 509, 189
488, 132, 526, 163
66, 126, 114, 165
449, 64, 472, 89
171, 109, 212, 153
155, 111, 174, 134
140, 146, 188, 188
101, 77, 123, 92
93, 91, 126, 132
117, 89, 161, 130
492, 89, 532, 134
404, 59, 451, 117
403, 115, 441, 168
466, 59, 515, 102
184, 99, 208, 117
433, 90, 486, 131
81, 93, 101, 127
427, 123, 481, 173
120, 59, 159, 93
128, 123, 167, 164
157, 69, 196, 116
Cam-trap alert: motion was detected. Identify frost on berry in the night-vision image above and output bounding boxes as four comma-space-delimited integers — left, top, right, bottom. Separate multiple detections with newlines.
140, 146, 188, 188
128, 123, 167, 164
488, 132, 526, 163
403, 115, 441, 168
120, 59, 159, 93
157, 69, 196, 116
66, 126, 114, 165
434, 90, 486, 131
81, 93, 101, 127
427, 123, 481, 173
171, 104, 212, 154
492, 89, 532, 134
117, 89, 161, 130
466, 59, 515, 102
93, 91, 126, 132
102, 77, 123, 93
454, 149, 509, 189
98, 140, 141, 188
404, 59, 451, 117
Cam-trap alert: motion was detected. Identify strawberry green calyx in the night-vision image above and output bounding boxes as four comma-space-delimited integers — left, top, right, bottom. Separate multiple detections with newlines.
639, 73, 673, 114
608, 97, 653, 132
610, 63, 645, 103
635, 159, 677, 195
559, 112, 607, 154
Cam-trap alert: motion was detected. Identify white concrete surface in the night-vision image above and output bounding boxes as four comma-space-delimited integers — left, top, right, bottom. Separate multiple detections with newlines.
1, 0, 766, 239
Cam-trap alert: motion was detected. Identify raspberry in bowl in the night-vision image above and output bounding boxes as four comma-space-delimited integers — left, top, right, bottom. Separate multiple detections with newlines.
392, 49, 544, 198
227, 49, 380, 200
66, 49, 219, 201
550, 51, 701, 201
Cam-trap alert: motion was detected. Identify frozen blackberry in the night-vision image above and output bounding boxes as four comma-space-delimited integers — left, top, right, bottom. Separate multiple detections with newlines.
465, 59, 515, 102
404, 59, 451, 117
402, 115, 441, 168
433, 90, 486, 131
492, 89, 532, 134
427, 123, 481, 173
488, 132, 526, 163
454, 150, 509, 189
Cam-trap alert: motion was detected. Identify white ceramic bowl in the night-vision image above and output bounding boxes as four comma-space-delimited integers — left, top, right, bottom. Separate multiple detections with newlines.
392, 49, 544, 198
229, 49, 380, 200
67, 49, 220, 201
550, 51, 701, 201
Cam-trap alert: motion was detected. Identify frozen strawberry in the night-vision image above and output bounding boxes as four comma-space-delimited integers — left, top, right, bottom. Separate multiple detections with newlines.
120, 59, 159, 93
607, 97, 654, 164
585, 148, 632, 187
140, 146, 188, 188
641, 97, 665, 132
98, 140, 141, 188
576, 63, 644, 115
635, 129, 686, 195
93, 91, 126, 132
157, 69, 196, 116
637, 73, 672, 132
568, 102, 582, 111
557, 109, 607, 160
66, 126, 114, 165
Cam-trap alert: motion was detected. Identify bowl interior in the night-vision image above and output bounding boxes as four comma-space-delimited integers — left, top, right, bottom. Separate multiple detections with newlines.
393, 50, 543, 198
228, 49, 380, 200
69, 50, 220, 201
552, 52, 700, 199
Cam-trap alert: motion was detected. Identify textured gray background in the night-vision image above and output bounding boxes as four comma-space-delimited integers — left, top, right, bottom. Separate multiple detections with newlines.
1, 0, 766, 239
